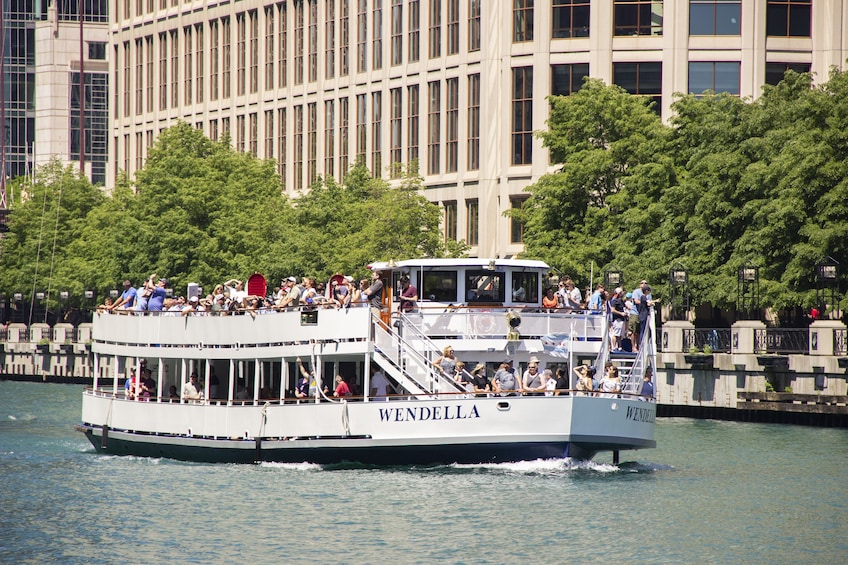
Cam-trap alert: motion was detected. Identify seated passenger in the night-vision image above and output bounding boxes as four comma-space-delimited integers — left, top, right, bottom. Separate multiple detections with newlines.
470, 364, 491, 396
542, 287, 558, 311
168, 385, 179, 402
332, 375, 352, 397
139, 369, 156, 400
599, 364, 622, 396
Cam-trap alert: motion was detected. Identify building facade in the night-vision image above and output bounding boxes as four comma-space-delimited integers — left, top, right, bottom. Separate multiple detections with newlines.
0, 0, 109, 191
107, 1, 848, 257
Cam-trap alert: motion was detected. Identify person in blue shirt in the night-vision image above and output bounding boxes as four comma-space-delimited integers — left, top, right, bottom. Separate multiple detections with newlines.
147, 277, 168, 311
641, 369, 655, 398
109, 280, 137, 311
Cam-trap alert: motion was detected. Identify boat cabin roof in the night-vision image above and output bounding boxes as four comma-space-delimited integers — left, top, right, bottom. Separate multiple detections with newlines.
370, 258, 551, 271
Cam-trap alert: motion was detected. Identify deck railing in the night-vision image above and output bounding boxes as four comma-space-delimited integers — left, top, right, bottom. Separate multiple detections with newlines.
755, 328, 809, 354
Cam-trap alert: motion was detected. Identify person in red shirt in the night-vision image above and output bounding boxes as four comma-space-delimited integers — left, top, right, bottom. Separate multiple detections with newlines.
333, 375, 352, 397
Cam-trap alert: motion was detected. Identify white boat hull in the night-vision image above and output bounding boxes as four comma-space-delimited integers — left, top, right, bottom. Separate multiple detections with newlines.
78, 392, 655, 464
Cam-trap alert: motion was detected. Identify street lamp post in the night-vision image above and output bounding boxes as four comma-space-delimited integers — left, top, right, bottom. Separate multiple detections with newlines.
669, 263, 689, 321
737, 263, 760, 321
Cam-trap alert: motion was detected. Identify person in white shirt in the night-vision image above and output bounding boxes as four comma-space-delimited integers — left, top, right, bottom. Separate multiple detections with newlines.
369, 366, 391, 400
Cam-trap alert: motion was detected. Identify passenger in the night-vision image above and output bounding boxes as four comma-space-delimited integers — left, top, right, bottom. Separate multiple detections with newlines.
609, 287, 628, 351
330, 278, 348, 306
96, 297, 114, 314
512, 281, 526, 302
641, 369, 655, 399
600, 364, 622, 396
139, 368, 156, 400
493, 359, 522, 396
453, 361, 474, 392
470, 363, 490, 396
433, 346, 457, 377
125, 369, 138, 399
587, 283, 606, 311
332, 375, 352, 397
554, 367, 570, 396
543, 369, 557, 396
561, 279, 582, 310
522, 361, 545, 395
134, 278, 152, 312
109, 280, 137, 311
542, 287, 558, 311
182, 372, 202, 402
295, 357, 311, 399
574, 365, 595, 394
212, 284, 226, 303
313, 282, 332, 307
223, 279, 247, 308
361, 270, 385, 309
356, 279, 370, 306
210, 294, 227, 314
276, 276, 301, 309
399, 275, 418, 313
369, 365, 391, 401
168, 385, 179, 402
147, 277, 168, 312
299, 277, 318, 306
621, 331, 634, 353
272, 285, 285, 304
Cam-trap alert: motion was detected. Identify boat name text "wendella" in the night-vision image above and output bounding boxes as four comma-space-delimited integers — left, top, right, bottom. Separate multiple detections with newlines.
378, 404, 481, 423
625, 405, 655, 423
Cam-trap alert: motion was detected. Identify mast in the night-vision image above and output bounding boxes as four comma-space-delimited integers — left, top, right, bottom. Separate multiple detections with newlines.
1, 0, 7, 212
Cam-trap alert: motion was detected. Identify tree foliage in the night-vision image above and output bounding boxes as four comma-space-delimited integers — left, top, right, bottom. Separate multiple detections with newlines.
519, 71, 848, 315
0, 124, 463, 308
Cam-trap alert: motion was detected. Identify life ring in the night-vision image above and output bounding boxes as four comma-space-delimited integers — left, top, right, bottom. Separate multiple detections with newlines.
473, 311, 497, 335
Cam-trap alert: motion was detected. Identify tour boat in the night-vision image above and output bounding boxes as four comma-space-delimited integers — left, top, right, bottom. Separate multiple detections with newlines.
76, 258, 657, 465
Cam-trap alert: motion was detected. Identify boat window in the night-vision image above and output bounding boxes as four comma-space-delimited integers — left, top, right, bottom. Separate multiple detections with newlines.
465, 270, 505, 303
422, 271, 458, 303
511, 272, 539, 303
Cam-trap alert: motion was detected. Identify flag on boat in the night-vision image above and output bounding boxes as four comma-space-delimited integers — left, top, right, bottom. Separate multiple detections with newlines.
541, 333, 572, 358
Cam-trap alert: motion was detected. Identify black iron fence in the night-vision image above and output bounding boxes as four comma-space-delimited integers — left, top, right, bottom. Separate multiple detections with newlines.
682, 329, 732, 353
754, 329, 809, 354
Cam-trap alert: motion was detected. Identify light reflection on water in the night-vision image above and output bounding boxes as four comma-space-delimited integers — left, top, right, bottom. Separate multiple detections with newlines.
1, 381, 846, 564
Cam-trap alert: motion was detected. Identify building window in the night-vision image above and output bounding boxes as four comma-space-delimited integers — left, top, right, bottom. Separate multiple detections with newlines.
158, 33, 167, 110
390, 87, 402, 178
429, 0, 441, 58
357, 0, 368, 72
236, 115, 246, 152
513, 0, 533, 43
146, 36, 154, 112
294, 105, 304, 190
512, 67, 533, 166
553, 0, 590, 38
765, 62, 810, 86
340, 97, 350, 181
265, 7, 275, 89
468, 0, 481, 52
237, 13, 246, 96
222, 117, 230, 136
341, 0, 350, 75
279, 3, 288, 87
170, 31, 179, 107
325, 100, 336, 179
183, 28, 193, 106
391, 0, 402, 66
89, 42, 107, 60
551, 63, 588, 96
308, 0, 318, 82
195, 25, 204, 103
123, 42, 130, 117
689, 61, 740, 95
467, 73, 480, 171
250, 10, 259, 92
70, 71, 109, 185
278, 108, 287, 184
428, 81, 441, 175
326, 0, 336, 79
356, 93, 367, 164
373, 0, 383, 70
613, 62, 662, 113
510, 197, 526, 243
690, 0, 741, 36
766, 0, 811, 37
210, 20, 219, 101
614, 0, 663, 36
444, 201, 457, 241
466, 199, 478, 246
308, 102, 317, 186
135, 39, 143, 115
408, 84, 420, 164
222, 17, 231, 98
295, 2, 304, 84
446, 0, 459, 55
446, 77, 458, 173
265, 109, 275, 159
409, 0, 420, 62
372, 91, 383, 177
210, 119, 218, 141
249, 112, 258, 156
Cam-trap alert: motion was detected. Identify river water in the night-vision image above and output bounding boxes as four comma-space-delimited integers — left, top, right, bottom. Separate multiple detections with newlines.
1, 381, 846, 564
